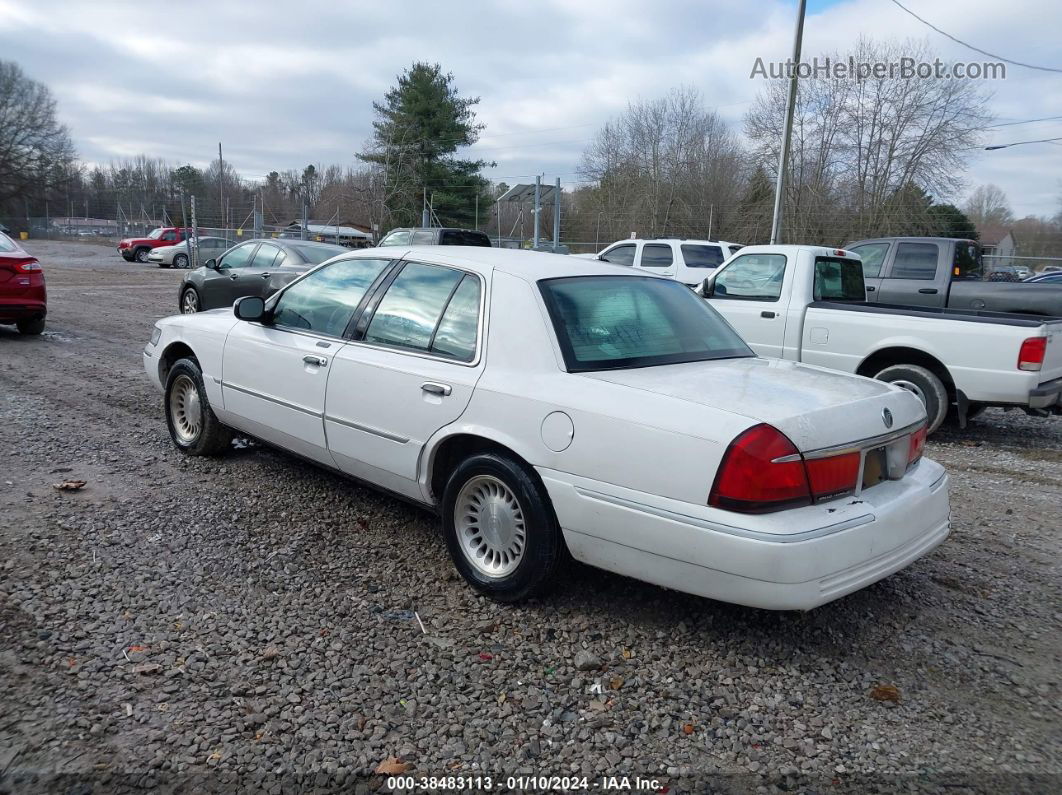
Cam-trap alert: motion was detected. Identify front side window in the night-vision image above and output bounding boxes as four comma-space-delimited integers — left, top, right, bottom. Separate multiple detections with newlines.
272, 257, 390, 337
600, 244, 636, 266
379, 230, 412, 246
713, 254, 786, 301
849, 242, 890, 278
889, 242, 938, 280
681, 244, 725, 268
814, 257, 865, 302
364, 262, 465, 353
640, 244, 673, 268
218, 243, 257, 269
147, 228, 164, 240
539, 276, 752, 372
249, 243, 281, 268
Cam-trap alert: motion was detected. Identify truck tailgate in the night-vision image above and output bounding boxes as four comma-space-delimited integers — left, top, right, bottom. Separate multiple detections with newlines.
1038, 321, 1062, 384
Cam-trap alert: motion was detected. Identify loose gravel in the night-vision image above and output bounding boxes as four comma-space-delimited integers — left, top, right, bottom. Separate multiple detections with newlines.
0, 240, 1059, 793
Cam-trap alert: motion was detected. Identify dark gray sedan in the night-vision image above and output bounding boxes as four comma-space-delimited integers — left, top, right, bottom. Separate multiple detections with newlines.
177, 239, 347, 314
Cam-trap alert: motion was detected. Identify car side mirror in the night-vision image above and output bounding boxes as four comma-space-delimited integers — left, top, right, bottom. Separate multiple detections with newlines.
701, 278, 716, 298
234, 295, 266, 321
203, 258, 218, 269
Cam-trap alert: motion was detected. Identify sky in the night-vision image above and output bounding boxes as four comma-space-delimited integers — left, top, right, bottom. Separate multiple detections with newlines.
2, 0, 1060, 219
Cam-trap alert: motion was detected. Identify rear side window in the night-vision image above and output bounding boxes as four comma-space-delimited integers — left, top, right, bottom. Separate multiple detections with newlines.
429, 275, 481, 361
713, 254, 786, 301
439, 230, 491, 246
889, 243, 938, 280
365, 262, 465, 353
953, 242, 983, 280
249, 243, 281, 268
681, 244, 725, 268
411, 230, 435, 244
218, 243, 256, 269
640, 244, 673, 268
849, 242, 890, 278
272, 258, 390, 337
600, 244, 636, 266
814, 257, 865, 302
293, 244, 346, 265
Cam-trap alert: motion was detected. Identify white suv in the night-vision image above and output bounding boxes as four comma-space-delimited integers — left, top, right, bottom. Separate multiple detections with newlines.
588, 238, 742, 287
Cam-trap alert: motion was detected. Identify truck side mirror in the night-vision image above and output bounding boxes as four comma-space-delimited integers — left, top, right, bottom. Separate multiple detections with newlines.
701, 278, 715, 298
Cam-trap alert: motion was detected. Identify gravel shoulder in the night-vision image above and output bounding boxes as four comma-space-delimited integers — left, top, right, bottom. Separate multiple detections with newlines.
1, 240, 1059, 793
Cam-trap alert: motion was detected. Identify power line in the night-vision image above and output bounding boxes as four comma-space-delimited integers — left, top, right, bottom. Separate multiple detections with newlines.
987, 115, 1062, 128
887, 0, 1062, 74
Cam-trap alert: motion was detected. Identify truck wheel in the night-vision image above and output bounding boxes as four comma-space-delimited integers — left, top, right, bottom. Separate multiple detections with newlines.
874, 364, 949, 433
134, 247, 150, 263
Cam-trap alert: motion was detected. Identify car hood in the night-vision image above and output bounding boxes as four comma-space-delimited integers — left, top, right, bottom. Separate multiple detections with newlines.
580, 356, 926, 451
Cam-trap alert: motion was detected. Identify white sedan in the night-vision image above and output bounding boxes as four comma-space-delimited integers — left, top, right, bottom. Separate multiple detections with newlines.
143, 247, 950, 610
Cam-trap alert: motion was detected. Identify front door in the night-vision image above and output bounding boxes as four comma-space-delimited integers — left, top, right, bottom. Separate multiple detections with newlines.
706, 251, 790, 358
201, 241, 259, 309
220, 255, 394, 465
325, 260, 484, 500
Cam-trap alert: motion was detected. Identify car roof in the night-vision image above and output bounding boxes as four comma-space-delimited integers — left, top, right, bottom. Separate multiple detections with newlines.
341, 245, 638, 282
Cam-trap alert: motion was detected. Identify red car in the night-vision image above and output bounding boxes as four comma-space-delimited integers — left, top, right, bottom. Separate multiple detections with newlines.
118, 227, 192, 263
0, 231, 46, 335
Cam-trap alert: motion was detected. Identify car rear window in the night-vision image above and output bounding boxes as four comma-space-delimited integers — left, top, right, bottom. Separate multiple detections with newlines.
293, 244, 347, 265
814, 257, 866, 302
681, 244, 725, 268
953, 241, 983, 280
539, 276, 752, 372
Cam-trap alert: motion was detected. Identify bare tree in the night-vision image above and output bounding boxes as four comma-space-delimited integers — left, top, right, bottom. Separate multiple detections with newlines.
964, 184, 1014, 231
0, 60, 76, 211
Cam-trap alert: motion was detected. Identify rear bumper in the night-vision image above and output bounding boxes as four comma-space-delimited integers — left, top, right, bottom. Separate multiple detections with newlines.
0, 294, 47, 322
1029, 377, 1062, 409
540, 459, 950, 610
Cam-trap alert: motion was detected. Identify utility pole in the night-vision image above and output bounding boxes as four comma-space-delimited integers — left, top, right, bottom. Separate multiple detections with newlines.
769, 0, 806, 245
532, 175, 541, 249
475, 194, 479, 230
552, 177, 561, 252
708, 204, 714, 239
189, 196, 199, 270
496, 198, 502, 246
301, 198, 308, 240
218, 142, 224, 233
421, 187, 429, 227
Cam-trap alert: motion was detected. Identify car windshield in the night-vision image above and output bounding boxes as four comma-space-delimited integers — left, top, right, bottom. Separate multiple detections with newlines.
147, 228, 165, 240
539, 276, 753, 372
294, 244, 347, 265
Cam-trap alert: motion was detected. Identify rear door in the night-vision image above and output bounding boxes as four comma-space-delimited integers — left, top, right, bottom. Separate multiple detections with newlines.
676, 243, 727, 287
706, 251, 790, 358
635, 243, 675, 279
847, 241, 891, 302
325, 260, 484, 499
876, 241, 946, 307
244, 242, 283, 298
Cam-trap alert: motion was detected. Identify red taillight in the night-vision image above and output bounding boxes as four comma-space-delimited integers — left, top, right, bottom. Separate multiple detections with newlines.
16, 258, 41, 272
805, 453, 861, 500
709, 424, 811, 513
1018, 337, 1046, 371
908, 425, 927, 467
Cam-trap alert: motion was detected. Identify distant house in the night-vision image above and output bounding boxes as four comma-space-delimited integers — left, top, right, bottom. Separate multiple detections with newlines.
980, 225, 1017, 263
284, 219, 373, 247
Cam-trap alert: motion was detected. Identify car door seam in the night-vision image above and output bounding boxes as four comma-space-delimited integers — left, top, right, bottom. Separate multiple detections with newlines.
223, 381, 323, 417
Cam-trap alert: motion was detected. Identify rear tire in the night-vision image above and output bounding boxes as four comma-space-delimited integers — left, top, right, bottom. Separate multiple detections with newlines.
16, 317, 45, 335
441, 452, 565, 602
164, 358, 232, 456
173, 253, 189, 269
874, 364, 949, 433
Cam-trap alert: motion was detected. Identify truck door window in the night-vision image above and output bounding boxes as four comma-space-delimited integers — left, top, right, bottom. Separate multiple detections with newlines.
600, 244, 636, 267
680, 244, 725, 268
889, 243, 938, 280
953, 242, 983, 280
713, 254, 786, 301
640, 244, 673, 268
814, 257, 865, 302
848, 243, 889, 278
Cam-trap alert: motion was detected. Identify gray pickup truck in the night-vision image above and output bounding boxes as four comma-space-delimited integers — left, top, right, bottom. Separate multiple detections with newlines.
845, 237, 1062, 316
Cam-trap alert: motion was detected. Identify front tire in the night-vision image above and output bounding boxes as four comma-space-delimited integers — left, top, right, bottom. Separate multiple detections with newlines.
16, 317, 45, 335
164, 358, 232, 456
441, 452, 565, 602
874, 364, 949, 433
135, 247, 150, 263
180, 287, 200, 314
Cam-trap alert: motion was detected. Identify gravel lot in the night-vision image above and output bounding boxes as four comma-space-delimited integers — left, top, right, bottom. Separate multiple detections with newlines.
1, 239, 1059, 793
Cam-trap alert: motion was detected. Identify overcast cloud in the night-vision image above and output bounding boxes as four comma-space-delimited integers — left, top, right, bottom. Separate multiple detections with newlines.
2, 0, 1060, 217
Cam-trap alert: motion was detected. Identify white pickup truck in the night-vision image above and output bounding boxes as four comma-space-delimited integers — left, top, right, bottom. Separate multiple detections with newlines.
701, 245, 1062, 432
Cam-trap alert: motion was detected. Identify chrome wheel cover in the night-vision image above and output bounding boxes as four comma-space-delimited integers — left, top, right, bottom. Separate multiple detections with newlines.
455, 475, 526, 578
891, 378, 927, 408
181, 290, 198, 314
169, 374, 202, 444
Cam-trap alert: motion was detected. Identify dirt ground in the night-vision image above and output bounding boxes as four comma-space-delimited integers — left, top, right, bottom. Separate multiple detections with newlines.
0, 239, 1059, 793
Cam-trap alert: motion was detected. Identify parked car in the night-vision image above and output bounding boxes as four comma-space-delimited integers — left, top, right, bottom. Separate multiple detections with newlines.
177, 239, 347, 314
1013, 265, 1033, 280
701, 245, 1062, 432
377, 227, 492, 247
1039, 265, 1062, 274
1025, 272, 1062, 284
845, 237, 1062, 316
145, 247, 949, 610
0, 231, 46, 335
118, 227, 193, 263
148, 237, 234, 269
584, 238, 742, 288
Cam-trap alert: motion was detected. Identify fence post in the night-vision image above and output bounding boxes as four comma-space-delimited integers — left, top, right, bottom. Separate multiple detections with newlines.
189, 196, 199, 270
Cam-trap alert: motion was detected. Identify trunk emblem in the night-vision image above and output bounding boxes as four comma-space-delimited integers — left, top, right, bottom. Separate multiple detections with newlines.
882, 408, 894, 428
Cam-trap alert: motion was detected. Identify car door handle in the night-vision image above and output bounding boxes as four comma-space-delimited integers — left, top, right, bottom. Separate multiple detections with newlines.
761, 311, 776, 318
259, 272, 271, 278
421, 381, 452, 396
302, 355, 327, 367
866, 285, 876, 292
229, 273, 239, 280
918, 288, 938, 294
